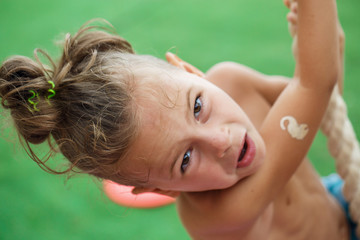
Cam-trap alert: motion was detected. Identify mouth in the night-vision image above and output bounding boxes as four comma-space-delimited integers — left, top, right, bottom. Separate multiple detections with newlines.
237, 134, 256, 168
238, 138, 248, 163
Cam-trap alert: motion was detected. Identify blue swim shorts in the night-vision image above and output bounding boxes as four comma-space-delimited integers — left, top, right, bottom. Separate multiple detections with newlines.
322, 173, 358, 240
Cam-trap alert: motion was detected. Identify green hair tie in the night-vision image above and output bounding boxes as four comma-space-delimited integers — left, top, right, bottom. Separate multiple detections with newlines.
28, 90, 40, 112
47, 80, 56, 99
27, 81, 55, 112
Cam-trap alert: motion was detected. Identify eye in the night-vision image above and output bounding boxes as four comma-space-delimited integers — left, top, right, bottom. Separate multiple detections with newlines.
181, 150, 191, 173
194, 96, 202, 119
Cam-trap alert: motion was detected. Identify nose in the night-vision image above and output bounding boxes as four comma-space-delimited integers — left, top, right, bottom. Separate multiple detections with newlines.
199, 126, 231, 158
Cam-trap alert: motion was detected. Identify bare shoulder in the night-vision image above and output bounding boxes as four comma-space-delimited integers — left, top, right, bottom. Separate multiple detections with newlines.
205, 62, 289, 106
177, 189, 273, 240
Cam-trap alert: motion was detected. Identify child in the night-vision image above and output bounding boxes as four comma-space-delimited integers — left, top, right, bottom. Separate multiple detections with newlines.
0, 0, 355, 239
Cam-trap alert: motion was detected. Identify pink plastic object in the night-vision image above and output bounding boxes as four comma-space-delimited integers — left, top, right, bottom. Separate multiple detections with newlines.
103, 180, 175, 208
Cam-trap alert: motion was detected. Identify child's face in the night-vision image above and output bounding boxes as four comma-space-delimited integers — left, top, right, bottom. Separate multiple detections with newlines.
126, 69, 266, 192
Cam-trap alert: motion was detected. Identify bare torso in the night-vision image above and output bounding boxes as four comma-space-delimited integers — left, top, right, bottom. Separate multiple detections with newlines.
177, 63, 349, 240
269, 161, 348, 240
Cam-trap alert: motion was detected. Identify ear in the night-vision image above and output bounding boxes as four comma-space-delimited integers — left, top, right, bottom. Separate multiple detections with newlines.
132, 186, 180, 198
165, 52, 205, 78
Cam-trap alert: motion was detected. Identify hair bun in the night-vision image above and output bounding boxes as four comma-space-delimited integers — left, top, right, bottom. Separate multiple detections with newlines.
0, 55, 58, 144
0, 18, 139, 176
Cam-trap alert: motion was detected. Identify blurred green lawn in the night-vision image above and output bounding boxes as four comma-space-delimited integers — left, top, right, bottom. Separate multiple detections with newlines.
0, 0, 359, 239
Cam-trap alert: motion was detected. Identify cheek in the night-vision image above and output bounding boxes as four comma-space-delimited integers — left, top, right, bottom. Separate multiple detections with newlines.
196, 164, 234, 185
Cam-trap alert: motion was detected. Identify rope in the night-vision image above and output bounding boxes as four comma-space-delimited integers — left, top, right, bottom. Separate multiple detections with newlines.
320, 85, 360, 237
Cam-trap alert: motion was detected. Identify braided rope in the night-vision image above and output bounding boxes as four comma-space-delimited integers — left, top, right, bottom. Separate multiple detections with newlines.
320, 85, 360, 237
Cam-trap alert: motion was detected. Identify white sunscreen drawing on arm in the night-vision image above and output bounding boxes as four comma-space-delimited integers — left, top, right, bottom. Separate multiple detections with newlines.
280, 116, 309, 140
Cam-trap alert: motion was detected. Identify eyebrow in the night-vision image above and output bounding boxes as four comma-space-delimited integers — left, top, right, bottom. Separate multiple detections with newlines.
169, 87, 192, 178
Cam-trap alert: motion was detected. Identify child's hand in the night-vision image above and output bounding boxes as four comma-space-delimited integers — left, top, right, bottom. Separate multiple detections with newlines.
284, 0, 298, 62
284, 0, 298, 38
165, 52, 205, 78
284, 0, 344, 52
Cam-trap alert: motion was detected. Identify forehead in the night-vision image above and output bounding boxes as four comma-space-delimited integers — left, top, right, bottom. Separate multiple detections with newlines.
132, 66, 198, 121
135, 69, 191, 135
122, 69, 192, 181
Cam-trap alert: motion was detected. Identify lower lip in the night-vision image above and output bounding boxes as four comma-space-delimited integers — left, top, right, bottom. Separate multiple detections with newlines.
237, 135, 256, 168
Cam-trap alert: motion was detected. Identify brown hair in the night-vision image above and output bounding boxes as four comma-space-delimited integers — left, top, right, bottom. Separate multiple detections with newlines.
0, 19, 160, 185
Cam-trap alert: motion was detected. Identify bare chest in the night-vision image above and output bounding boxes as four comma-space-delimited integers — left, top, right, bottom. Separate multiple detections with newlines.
269, 161, 349, 240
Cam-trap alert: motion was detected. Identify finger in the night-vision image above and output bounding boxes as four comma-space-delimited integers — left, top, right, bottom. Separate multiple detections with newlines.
284, 0, 290, 8
287, 12, 297, 25
291, 2, 298, 13
183, 62, 205, 77
165, 52, 184, 69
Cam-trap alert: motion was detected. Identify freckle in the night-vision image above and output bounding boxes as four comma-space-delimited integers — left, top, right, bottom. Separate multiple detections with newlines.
286, 196, 291, 206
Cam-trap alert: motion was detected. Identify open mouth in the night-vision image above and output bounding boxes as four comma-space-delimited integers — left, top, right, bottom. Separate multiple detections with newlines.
236, 133, 255, 168
238, 139, 248, 163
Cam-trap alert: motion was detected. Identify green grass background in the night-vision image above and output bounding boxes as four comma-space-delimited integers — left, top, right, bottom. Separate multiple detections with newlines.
0, 0, 359, 239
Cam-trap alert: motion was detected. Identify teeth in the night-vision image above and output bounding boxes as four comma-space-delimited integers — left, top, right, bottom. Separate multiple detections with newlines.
238, 140, 248, 162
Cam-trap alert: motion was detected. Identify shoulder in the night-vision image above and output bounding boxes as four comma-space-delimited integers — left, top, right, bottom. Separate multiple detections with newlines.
177, 190, 241, 239
205, 61, 289, 105
177, 190, 274, 240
